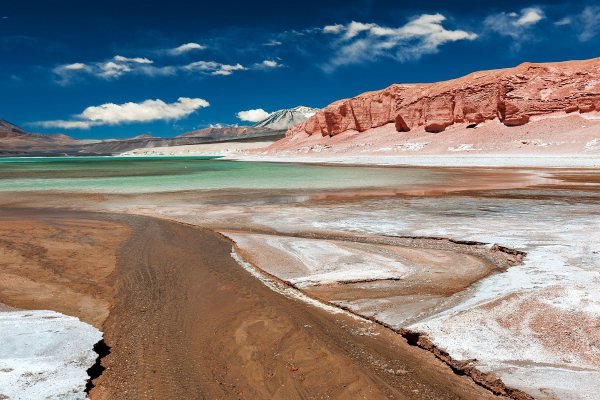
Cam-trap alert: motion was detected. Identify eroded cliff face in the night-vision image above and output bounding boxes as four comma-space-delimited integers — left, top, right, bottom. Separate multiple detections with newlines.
288, 58, 600, 138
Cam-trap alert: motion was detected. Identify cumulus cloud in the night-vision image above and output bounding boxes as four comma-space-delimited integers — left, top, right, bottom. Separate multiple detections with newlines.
34, 97, 209, 129
168, 42, 206, 55
236, 108, 271, 122
484, 7, 545, 40
321, 14, 477, 71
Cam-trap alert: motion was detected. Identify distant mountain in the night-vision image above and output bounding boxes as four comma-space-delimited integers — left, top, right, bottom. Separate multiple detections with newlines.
0, 118, 282, 157
0, 119, 33, 138
0, 120, 76, 149
178, 106, 319, 140
0, 106, 319, 156
131, 134, 154, 140
253, 106, 318, 131
178, 126, 257, 138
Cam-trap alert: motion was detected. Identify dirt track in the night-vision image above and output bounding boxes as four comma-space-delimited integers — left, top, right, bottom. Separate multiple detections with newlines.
0, 208, 499, 399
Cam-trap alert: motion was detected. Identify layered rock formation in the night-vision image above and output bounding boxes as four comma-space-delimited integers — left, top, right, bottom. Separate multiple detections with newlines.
287, 58, 600, 138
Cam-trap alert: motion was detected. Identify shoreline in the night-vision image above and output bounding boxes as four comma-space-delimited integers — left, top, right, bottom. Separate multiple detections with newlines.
226, 153, 600, 168
2, 151, 599, 169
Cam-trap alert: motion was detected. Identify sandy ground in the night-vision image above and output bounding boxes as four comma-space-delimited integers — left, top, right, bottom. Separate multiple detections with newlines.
119, 140, 276, 157
0, 209, 130, 327
0, 207, 500, 400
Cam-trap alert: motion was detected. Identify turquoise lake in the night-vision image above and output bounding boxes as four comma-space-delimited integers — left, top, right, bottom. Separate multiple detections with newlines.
0, 156, 464, 193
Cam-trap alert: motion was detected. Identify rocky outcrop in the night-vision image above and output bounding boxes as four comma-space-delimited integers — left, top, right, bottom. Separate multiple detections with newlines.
287, 58, 600, 138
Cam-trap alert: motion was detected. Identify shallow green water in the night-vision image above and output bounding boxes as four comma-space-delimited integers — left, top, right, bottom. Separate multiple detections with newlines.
0, 156, 453, 193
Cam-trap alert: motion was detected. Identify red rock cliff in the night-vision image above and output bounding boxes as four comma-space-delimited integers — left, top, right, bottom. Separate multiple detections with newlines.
288, 58, 600, 138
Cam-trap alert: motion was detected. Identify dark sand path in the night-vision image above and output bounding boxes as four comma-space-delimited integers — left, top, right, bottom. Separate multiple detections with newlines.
0, 208, 499, 399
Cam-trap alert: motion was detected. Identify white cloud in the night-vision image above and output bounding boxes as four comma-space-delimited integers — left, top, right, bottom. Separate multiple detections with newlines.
262, 60, 279, 67
185, 61, 247, 76
484, 7, 545, 40
213, 63, 246, 76
54, 54, 252, 83
321, 14, 477, 71
578, 6, 600, 41
113, 55, 153, 64
80, 97, 209, 123
208, 123, 240, 128
555, 17, 572, 26
515, 8, 544, 26
34, 97, 209, 129
62, 63, 88, 70
237, 108, 271, 122
323, 24, 344, 34
98, 61, 133, 78
550, 6, 599, 41
263, 39, 283, 46
168, 42, 206, 55
35, 120, 101, 130
53, 55, 162, 83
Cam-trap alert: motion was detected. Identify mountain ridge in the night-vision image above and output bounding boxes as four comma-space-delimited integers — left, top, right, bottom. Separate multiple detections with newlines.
285, 57, 600, 139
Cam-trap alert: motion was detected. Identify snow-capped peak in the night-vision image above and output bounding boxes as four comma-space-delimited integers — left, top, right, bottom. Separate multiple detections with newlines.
253, 106, 319, 130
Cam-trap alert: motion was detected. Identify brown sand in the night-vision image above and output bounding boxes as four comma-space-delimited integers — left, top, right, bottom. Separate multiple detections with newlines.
0, 208, 129, 327
0, 208, 499, 399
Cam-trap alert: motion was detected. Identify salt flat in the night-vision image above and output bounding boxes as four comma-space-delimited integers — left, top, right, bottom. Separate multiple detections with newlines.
242, 193, 600, 399
0, 310, 101, 400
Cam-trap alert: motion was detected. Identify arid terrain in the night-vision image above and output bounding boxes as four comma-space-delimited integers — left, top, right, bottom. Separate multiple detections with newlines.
1, 163, 598, 399
0, 207, 502, 400
3, 1, 600, 398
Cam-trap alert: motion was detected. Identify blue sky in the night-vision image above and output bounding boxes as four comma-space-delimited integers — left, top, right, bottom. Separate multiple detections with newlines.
1, 0, 599, 138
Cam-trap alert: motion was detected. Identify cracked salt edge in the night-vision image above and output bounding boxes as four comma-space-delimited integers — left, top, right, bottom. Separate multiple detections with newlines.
0, 310, 101, 400
230, 248, 363, 320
